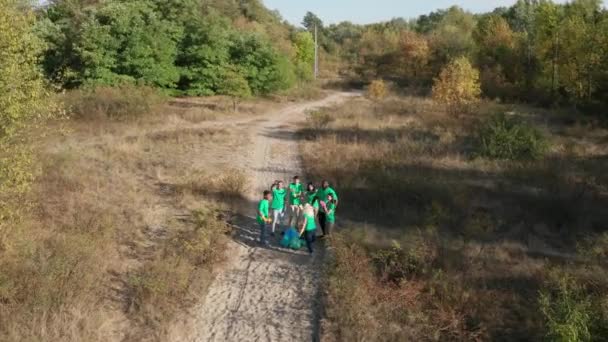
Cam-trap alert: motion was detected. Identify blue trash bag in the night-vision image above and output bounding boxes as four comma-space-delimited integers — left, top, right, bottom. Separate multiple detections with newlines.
289, 237, 303, 250
280, 227, 298, 248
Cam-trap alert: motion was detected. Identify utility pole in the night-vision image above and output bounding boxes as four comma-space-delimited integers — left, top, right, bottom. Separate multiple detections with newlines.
314, 24, 319, 79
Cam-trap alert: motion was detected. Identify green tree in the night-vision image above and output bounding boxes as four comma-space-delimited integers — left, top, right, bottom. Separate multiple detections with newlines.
294, 31, 315, 66
176, 14, 233, 95
218, 68, 251, 111
506, 0, 541, 92
535, 0, 564, 100
39, 0, 300, 96
429, 6, 477, 67
230, 33, 295, 95
302, 11, 323, 33
77, 0, 181, 87
557, 0, 606, 102
293, 31, 315, 80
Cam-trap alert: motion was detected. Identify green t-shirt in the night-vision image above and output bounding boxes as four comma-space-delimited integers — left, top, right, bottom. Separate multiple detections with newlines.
307, 190, 319, 209
289, 183, 303, 205
271, 188, 287, 210
326, 202, 336, 223
317, 187, 338, 212
257, 199, 269, 224
303, 213, 316, 231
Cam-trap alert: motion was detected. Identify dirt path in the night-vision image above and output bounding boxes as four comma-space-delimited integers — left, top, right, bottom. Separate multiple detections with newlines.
180, 92, 356, 342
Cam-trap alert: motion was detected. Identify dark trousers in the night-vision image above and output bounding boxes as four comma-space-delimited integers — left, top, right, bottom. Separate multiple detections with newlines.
259, 222, 267, 244
304, 230, 316, 254
318, 212, 327, 236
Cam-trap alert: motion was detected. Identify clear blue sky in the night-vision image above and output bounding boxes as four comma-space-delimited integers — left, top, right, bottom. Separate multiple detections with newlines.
263, 0, 607, 26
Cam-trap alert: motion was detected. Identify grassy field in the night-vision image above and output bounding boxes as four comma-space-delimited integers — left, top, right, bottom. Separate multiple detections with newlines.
299, 95, 608, 341
0, 85, 317, 341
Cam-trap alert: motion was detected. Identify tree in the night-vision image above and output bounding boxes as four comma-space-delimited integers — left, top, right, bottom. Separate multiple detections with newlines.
293, 31, 315, 80
0, 0, 54, 225
39, 0, 301, 95
506, 0, 541, 92
176, 14, 233, 95
294, 31, 315, 66
302, 11, 323, 32
218, 68, 251, 111
535, 1, 564, 100
76, 1, 181, 87
557, 0, 605, 102
474, 15, 519, 98
432, 57, 481, 113
230, 33, 295, 95
357, 27, 401, 79
400, 30, 430, 83
429, 6, 477, 67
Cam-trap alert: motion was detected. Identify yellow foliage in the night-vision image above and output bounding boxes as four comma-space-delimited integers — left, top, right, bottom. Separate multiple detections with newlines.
401, 31, 431, 79
432, 57, 481, 113
367, 79, 388, 101
0, 1, 55, 226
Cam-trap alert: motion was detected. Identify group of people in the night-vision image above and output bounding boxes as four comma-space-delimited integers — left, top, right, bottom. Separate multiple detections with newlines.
256, 176, 339, 255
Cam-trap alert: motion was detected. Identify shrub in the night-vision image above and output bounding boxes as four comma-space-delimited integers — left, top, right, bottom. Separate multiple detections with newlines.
367, 79, 388, 101
283, 82, 324, 100
371, 237, 438, 283
476, 113, 548, 160
215, 169, 248, 197
539, 272, 593, 342
307, 110, 334, 129
432, 57, 481, 114
64, 85, 166, 120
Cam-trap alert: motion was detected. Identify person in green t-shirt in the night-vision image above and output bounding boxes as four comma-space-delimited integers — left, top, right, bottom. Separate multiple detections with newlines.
306, 182, 319, 215
299, 204, 317, 255
325, 193, 337, 236
270, 180, 287, 236
288, 176, 304, 227
257, 190, 273, 245
317, 180, 339, 237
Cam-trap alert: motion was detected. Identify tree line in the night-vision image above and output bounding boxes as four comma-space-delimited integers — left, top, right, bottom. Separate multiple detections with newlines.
36, 0, 316, 96
309, 0, 608, 109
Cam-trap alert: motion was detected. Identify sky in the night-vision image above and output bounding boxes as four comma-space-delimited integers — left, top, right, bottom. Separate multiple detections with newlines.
263, 0, 607, 26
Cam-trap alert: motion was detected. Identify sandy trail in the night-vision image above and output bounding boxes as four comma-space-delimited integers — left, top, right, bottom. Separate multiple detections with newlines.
184, 92, 356, 342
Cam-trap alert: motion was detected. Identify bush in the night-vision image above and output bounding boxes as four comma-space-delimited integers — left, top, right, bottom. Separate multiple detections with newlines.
371, 237, 438, 283
64, 85, 166, 120
476, 113, 548, 160
307, 110, 334, 129
432, 57, 481, 114
539, 272, 593, 342
367, 79, 388, 101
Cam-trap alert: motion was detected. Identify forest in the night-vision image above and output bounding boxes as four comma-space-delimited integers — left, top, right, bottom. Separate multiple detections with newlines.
1, 0, 607, 340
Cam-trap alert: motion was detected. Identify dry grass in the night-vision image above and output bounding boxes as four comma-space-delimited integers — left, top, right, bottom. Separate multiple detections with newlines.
302, 96, 608, 341
63, 85, 167, 121
0, 89, 266, 341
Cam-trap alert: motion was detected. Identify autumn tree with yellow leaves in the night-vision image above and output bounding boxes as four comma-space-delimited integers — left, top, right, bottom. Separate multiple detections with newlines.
432, 57, 481, 114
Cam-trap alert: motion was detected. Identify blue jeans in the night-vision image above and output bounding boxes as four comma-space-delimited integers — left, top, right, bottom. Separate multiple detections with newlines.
303, 230, 316, 254
260, 222, 268, 244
